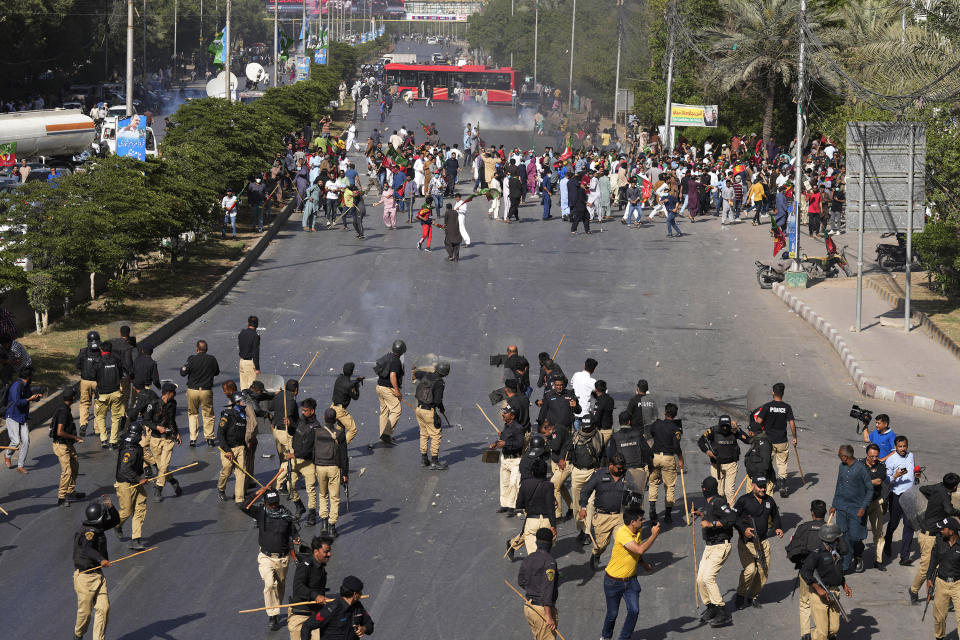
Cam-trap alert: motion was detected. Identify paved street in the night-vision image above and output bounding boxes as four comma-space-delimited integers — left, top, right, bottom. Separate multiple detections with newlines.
2, 43, 960, 640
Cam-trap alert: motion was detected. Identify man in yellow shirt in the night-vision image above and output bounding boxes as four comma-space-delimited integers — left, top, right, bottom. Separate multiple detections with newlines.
602, 509, 661, 640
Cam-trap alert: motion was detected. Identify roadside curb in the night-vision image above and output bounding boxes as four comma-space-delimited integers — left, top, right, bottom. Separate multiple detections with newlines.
771, 282, 960, 417
9, 199, 295, 437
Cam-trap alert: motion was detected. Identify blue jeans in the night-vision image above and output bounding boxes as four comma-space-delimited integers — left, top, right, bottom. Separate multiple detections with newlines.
679, 194, 689, 215
666, 210, 681, 236
602, 574, 641, 640
433, 194, 443, 211
222, 213, 237, 238
542, 195, 551, 219
624, 203, 641, 224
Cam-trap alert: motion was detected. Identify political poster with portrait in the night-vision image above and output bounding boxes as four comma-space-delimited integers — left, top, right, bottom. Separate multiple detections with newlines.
116, 114, 146, 161
670, 103, 719, 128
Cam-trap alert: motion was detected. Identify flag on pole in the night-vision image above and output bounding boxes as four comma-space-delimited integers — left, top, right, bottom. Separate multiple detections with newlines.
460, 187, 501, 203
278, 29, 292, 62
770, 206, 787, 257
208, 29, 225, 66
0, 142, 15, 167
559, 146, 571, 162
298, 20, 306, 52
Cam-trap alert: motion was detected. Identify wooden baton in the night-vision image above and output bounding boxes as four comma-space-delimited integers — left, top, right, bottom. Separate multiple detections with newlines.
244, 467, 285, 509
551, 334, 565, 361
298, 352, 320, 384
475, 402, 501, 435
505, 580, 566, 640
145, 462, 199, 484
81, 546, 157, 573
238, 595, 369, 613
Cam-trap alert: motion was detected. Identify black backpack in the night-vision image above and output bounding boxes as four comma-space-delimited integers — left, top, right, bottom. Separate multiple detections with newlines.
292, 420, 315, 460
744, 435, 773, 478
79, 348, 101, 380
373, 353, 393, 378
415, 375, 438, 406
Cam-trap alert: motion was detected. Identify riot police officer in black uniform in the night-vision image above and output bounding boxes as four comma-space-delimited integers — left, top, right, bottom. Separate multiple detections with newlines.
580, 453, 627, 570
217, 392, 249, 504
288, 535, 333, 639
520, 434, 551, 481
694, 476, 737, 627
244, 489, 301, 631
75, 330, 102, 437
607, 410, 653, 502
73, 498, 121, 640
697, 415, 746, 502
114, 423, 149, 550
800, 523, 852, 639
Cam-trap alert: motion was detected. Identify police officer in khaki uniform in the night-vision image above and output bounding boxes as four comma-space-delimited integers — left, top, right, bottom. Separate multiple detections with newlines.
373, 340, 406, 447
74, 331, 102, 437
561, 418, 603, 544
927, 517, 960, 640
73, 499, 121, 640
270, 380, 299, 494
331, 363, 363, 444
910, 473, 960, 604
180, 340, 221, 446
413, 360, 449, 471
243, 489, 301, 631
517, 528, 560, 639
314, 408, 349, 537
290, 399, 320, 525
734, 476, 783, 608
114, 423, 149, 550
288, 535, 332, 640
143, 382, 183, 502
94, 341, 127, 448
694, 476, 736, 627
801, 522, 852, 640
579, 453, 627, 571
647, 403, 684, 524
217, 387, 249, 504
52, 387, 86, 507
697, 415, 744, 502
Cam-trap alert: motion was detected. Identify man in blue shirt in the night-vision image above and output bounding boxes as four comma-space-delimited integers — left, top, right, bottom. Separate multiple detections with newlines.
883, 435, 919, 568
4, 365, 42, 473
344, 163, 359, 188
861, 413, 896, 460
830, 444, 874, 572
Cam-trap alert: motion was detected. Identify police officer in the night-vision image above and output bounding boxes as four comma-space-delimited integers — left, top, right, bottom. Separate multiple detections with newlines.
73, 498, 121, 640
502, 345, 531, 396
374, 339, 406, 447
520, 434, 551, 481
561, 417, 603, 544
505, 378, 531, 430
509, 457, 558, 558
743, 423, 774, 482
647, 403, 684, 525
694, 476, 736, 627
536, 375, 580, 431
927, 517, 960, 640
413, 360, 449, 470
910, 473, 960, 604
299, 576, 374, 640
606, 410, 652, 502
180, 339, 221, 447
130, 343, 161, 402
114, 423, 149, 550
314, 407, 349, 537
290, 398, 320, 526
331, 362, 363, 444
623, 379, 653, 436
271, 379, 300, 496
801, 523, 852, 640
288, 535, 333, 640
754, 382, 798, 498
52, 387, 85, 507
785, 500, 844, 640
492, 406, 525, 515
237, 315, 261, 392
242, 379, 274, 494
94, 341, 127, 448
591, 380, 615, 445
75, 330, 102, 437
536, 356, 565, 393
733, 476, 783, 609
142, 382, 183, 502
541, 419, 573, 521
697, 415, 743, 502
517, 528, 560, 639
217, 388, 249, 504
244, 489, 301, 631
580, 453, 627, 571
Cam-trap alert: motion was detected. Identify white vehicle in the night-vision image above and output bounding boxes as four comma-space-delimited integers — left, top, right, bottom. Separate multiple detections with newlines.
427, 36, 439, 45
0, 109, 95, 168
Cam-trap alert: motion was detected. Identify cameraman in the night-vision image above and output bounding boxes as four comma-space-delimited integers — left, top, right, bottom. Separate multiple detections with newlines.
861, 412, 896, 460
331, 363, 362, 444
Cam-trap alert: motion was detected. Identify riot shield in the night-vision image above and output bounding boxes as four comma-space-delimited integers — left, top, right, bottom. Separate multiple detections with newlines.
899, 486, 928, 532
410, 352, 439, 382
255, 373, 284, 394
645, 391, 679, 428
746, 384, 768, 431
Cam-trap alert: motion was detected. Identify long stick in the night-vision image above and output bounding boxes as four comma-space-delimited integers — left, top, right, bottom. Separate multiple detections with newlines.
475, 402, 501, 435
793, 442, 807, 487
679, 464, 691, 526
244, 467, 284, 509
732, 474, 749, 501
146, 461, 199, 484
691, 502, 699, 609
0, 503, 8, 516
827, 511, 835, 525
0, 445, 20, 450
298, 351, 320, 384
551, 334, 565, 361
504, 580, 566, 640
81, 546, 157, 573
239, 595, 369, 613
234, 460, 265, 488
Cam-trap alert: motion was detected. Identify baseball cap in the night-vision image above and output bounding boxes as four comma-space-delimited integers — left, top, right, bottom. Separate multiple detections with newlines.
937, 517, 960, 532
754, 476, 768, 488
264, 490, 280, 504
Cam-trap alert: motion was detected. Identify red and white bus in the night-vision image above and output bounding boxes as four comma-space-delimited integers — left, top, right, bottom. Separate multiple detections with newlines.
384, 63, 516, 104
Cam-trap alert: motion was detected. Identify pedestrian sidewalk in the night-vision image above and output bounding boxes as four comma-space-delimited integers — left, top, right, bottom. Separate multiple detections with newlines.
772, 279, 960, 417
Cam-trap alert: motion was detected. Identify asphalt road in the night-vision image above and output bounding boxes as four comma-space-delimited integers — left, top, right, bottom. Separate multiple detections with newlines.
2, 41, 959, 640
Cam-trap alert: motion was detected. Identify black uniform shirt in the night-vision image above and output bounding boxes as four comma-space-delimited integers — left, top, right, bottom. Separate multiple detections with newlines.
650, 418, 683, 456
243, 503, 299, 555
927, 536, 960, 582
757, 400, 794, 444
520, 450, 552, 481
76, 347, 101, 381
734, 493, 782, 541
580, 469, 625, 513
131, 354, 161, 390
862, 458, 887, 503
73, 507, 121, 571
331, 374, 360, 408
111, 338, 136, 374
518, 548, 559, 607
592, 393, 615, 430
500, 422, 525, 457
701, 496, 737, 545
238, 327, 261, 370
300, 598, 374, 640
545, 427, 569, 463
787, 519, 850, 567
606, 426, 650, 469
698, 428, 740, 464
920, 484, 960, 532
376, 353, 403, 389
801, 544, 846, 588
218, 405, 248, 450
506, 392, 531, 430
181, 352, 220, 390
95, 354, 124, 394
537, 389, 580, 429
270, 392, 299, 433
413, 370, 445, 412
503, 354, 530, 391
52, 405, 76, 444
290, 552, 328, 616
516, 477, 557, 525
154, 398, 179, 438
115, 442, 144, 484
625, 393, 647, 435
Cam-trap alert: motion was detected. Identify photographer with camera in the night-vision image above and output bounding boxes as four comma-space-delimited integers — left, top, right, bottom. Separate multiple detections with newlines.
331, 362, 363, 444
858, 411, 896, 459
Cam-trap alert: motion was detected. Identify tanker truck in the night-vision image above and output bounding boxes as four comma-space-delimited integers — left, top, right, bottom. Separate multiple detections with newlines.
0, 108, 96, 169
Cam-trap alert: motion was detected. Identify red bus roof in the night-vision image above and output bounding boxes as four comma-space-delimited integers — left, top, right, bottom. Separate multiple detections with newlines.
384, 63, 515, 74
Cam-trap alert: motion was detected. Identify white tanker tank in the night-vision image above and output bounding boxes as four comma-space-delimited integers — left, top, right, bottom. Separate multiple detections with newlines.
0, 108, 95, 165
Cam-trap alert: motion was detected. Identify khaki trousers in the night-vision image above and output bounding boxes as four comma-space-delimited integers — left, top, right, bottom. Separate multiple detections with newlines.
517, 515, 552, 554
53, 441, 78, 498
772, 441, 789, 480
273, 428, 297, 494
74, 570, 109, 640
598, 428, 613, 446
799, 575, 813, 635
416, 407, 442, 456
710, 461, 738, 502
292, 458, 316, 508
933, 576, 960, 639
551, 461, 574, 517
865, 498, 885, 562
239, 358, 257, 392
186, 388, 215, 442
331, 404, 357, 443
523, 604, 558, 640
591, 512, 622, 557
94, 390, 125, 444
149, 436, 175, 488
141, 434, 157, 467
257, 551, 290, 617
737, 537, 771, 599
288, 613, 320, 640
810, 584, 841, 640
376, 385, 401, 437
316, 464, 341, 523
648, 453, 677, 506
570, 466, 595, 534
114, 481, 147, 539
78, 379, 98, 427
697, 541, 731, 606
911, 532, 937, 594
218, 446, 246, 503
500, 456, 521, 508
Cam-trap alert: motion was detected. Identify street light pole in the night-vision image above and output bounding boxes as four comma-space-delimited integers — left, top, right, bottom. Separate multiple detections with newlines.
274, 0, 279, 86
663, 0, 675, 152
533, 0, 538, 87
173, 0, 178, 72
225, 0, 232, 102
567, 0, 576, 111
126, 0, 134, 116
793, 0, 806, 259
510, 0, 514, 68
143, 0, 147, 85
613, 0, 623, 126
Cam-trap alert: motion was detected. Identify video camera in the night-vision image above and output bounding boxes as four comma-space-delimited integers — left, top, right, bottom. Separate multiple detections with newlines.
850, 404, 872, 433
352, 376, 365, 387
489, 354, 507, 367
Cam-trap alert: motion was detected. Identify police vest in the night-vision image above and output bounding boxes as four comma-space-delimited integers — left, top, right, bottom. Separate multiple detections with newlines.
612, 428, 648, 468
219, 408, 247, 447
712, 431, 740, 463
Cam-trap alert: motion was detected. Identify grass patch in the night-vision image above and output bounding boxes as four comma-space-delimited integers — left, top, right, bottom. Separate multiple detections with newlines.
876, 272, 960, 346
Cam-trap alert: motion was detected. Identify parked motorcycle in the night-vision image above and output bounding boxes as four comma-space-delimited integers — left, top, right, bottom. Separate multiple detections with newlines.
756, 252, 791, 289
755, 236, 850, 289
875, 232, 919, 271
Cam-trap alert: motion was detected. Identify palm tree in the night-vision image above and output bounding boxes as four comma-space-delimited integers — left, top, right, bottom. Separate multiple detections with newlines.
700, 0, 828, 143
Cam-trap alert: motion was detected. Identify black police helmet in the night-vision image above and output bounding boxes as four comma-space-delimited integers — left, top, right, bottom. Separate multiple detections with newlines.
86, 330, 101, 346
529, 434, 546, 451
436, 361, 450, 377
391, 339, 407, 356
84, 501, 107, 527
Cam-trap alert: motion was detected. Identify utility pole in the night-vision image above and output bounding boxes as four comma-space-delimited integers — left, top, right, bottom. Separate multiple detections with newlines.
173, 0, 178, 72
613, 0, 623, 126
126, 0, 134, 115
663, 0, 675, 152
225, 0, 232, 102
567, 0, 576, 111
510, 0, 514, 68
143, 0, 147, 85
274, 0, 279, 86
793, 0, 806, 259
533, 0, 539, 87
